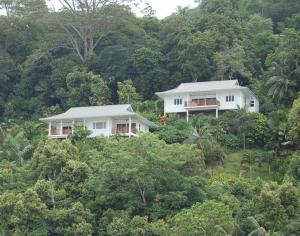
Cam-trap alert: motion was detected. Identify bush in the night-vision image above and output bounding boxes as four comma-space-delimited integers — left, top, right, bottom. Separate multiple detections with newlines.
287, 155, 300, 182
154, 118, 191, 143
218, 133, 242, 149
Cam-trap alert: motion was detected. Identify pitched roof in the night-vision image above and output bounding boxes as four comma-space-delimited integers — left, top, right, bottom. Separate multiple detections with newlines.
156, 80, 241, 96
39, 104, 156, 128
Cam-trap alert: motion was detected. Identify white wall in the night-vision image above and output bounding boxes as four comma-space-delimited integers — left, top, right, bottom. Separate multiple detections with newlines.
245, 96, 259, 113
162, 89, 259, 114
164, 93, 189, 114
85, 117, 112, 137
216, 90, 243, 110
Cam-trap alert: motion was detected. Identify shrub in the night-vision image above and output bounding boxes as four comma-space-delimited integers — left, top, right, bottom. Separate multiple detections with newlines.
218, 133, 242, 149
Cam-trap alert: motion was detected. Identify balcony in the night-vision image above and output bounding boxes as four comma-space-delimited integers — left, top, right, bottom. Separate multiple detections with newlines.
112, 127, 138, 135
184, 98, 220, 108
50, 127, 72, 138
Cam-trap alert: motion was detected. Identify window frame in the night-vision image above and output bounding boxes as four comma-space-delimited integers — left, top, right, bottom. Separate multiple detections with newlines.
226, 95, 235, 103
174, 98, 183, 105
93, 121, 106, 130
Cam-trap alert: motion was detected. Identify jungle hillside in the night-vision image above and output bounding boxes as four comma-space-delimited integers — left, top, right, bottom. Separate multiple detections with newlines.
1, 0, 300, 235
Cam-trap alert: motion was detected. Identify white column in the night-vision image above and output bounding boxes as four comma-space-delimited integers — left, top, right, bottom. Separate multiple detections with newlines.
129, 116, 132, 137
107, 118, 110, 137
216, 109, 219, 118
72, 120, 75, 134
60, 121, 63, 135
186, 94, 189, 107
48, 121, 51, 136
83, 120, 86, 129
186, 110, 189, 122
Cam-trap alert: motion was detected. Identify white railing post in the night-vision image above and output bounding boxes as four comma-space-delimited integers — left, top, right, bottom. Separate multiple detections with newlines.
60, 121, 63, 136
129, 116, 132, 137
48, 121, 51, 136
72, 120, 74, 134
107, 118, 110, 137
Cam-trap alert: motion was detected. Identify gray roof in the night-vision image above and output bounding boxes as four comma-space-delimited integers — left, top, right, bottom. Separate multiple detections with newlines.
156, 80, 241, 96
40, 104, 156, 128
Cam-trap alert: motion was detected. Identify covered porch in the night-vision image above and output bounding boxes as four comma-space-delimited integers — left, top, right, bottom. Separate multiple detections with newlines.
111, 117, 138, 137
47, 116, 140, 138
184, 98, 220, 108
48, 120, 81, 139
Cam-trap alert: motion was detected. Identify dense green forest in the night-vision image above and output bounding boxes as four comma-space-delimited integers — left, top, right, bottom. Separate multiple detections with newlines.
1, 0, 300, 235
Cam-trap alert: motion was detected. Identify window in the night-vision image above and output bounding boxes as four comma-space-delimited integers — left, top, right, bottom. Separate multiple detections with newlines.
250, 100, 255, 107
174, 98, 182, 105
93, 122, 106, 129
226, 95, 235, 102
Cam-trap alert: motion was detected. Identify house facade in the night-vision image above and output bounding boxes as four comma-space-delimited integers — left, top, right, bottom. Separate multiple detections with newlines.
155, 80, 259, 120
40, 104, 156, 139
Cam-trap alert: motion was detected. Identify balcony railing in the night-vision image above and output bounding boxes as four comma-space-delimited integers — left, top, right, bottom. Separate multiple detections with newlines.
184, 98, 220, 107
50, 127, 72, 136
112, 127, 138, 135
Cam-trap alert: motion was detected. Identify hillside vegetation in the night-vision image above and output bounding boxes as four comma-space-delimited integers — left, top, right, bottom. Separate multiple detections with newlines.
1, 0, 300, 235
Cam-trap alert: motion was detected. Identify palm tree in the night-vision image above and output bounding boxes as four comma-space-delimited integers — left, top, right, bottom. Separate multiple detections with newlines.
266, 62, 298, 104
0, 131, 34, 165
185, 117, 225, 165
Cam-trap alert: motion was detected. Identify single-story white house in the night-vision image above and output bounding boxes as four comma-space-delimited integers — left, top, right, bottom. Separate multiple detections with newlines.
40, 104, 156, 139
155, 80, 259, 120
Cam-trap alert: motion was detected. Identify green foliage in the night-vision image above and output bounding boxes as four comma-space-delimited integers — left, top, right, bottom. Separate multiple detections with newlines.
1, 0, 300, 235
48, 202, 93, 236
221, 110, 268, 148
0, 189, 48, 235
117, 80, 142, 105
68, 124, 91, 143
218, 133, 242, 149
154, 118, 191, 143
33, 140, 79, 179
288, 95, 300, 147
254, 182, 300, 232
170, 200, 234, 235
65, 68, 111, 107
287, 155, 300, 182
107, 215, 170, 236
132, 47, 168, 99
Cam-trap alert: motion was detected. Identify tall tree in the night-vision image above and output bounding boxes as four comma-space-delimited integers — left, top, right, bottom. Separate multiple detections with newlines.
64, 68, 111, 107
117, 79, 142, 104
50, 0, 140, 62
265, 29, 300, 104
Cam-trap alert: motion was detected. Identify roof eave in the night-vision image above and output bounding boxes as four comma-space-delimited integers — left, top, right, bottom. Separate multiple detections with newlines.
155, 86, 244, 95
134, 114, 157, 128
241, 87, 259, 101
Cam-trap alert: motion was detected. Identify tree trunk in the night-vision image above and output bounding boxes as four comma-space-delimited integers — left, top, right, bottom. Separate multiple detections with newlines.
137, 181, 147, 205
50, 183, 56, 208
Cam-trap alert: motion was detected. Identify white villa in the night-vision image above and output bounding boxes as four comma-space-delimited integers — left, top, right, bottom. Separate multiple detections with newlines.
40, 104, 156, 139
155, 80, 259, 120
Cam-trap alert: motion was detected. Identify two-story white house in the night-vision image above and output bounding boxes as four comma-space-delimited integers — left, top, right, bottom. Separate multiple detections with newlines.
155, 80, 259, 121
40, 104, 156, 139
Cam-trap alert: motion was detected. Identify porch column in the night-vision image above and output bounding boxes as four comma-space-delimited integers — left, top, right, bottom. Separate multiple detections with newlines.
60, 120, 63, 135
186, 110, 189, 122
83, 120, 86, 129
129, 116, 132, 137
72, 120, 75, 134
48, 121, 51, 136
216, 108, 219, 118
107, 118, 110, 137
